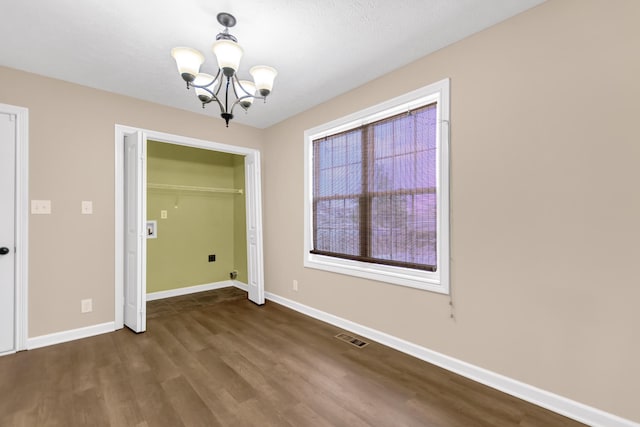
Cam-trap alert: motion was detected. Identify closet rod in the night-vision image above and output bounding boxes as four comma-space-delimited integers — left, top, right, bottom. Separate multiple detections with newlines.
148, 183, 243, 194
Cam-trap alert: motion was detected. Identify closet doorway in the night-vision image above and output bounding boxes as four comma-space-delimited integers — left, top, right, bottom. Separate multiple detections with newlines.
114, 125, 265, 333
146, 141, 248, 303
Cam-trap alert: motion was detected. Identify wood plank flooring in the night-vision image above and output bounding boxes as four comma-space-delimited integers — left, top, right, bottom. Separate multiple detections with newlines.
0, 287, 585, 426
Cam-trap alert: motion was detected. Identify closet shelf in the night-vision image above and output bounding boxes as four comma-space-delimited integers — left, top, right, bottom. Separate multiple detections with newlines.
148, 183, 243, 195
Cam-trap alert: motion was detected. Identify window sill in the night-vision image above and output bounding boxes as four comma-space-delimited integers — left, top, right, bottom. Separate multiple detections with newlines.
304, 253, 449, 294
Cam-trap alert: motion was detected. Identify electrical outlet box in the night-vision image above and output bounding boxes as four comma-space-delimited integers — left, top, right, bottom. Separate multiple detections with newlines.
81, 298, 93, 313
146, 221, 157, 239
293, 279, 298, 291
208, 254, 216, 262
31, 200, 51, 214
81, 200, 93, 214
160, 210, 167, 219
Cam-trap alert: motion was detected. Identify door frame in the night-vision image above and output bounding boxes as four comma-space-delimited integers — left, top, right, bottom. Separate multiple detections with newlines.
114, 125, 265, 329
0, 103, 29, 354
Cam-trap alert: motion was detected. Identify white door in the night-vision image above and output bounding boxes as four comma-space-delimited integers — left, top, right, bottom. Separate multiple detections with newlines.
0, 112, 16, 352
245, 153, 265, 305
123, 132, 146, 332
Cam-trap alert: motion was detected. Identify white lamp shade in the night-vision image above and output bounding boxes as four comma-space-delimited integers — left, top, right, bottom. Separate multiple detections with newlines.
211, 40, 243, 74
235, 80, 256, 108
193, 73, 217, 101
235, 80, 256, 99
171, 47, 205, 79
250, 65, 277, 95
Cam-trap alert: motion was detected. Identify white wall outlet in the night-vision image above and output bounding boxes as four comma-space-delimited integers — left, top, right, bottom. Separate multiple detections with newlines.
160, 210, 167, 219
81, 200, 93, 214
31, 199, 51, 214
81, 298, 93, 313
293, 279, 298, 291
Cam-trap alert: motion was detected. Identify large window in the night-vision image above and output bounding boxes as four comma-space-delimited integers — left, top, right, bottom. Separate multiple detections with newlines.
304, 79, 450, 293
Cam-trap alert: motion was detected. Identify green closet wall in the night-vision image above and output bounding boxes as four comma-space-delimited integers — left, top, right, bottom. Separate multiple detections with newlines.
146, 141, 247, 293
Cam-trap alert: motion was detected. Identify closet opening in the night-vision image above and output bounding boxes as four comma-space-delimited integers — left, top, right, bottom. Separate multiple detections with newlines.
145, 141, 248, 300
114, 125, 265, 333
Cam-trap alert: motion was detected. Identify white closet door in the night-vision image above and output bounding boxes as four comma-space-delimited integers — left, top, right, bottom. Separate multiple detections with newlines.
245, 153, 265, 305
123, 131, 147, 332
0, 113, 16, 352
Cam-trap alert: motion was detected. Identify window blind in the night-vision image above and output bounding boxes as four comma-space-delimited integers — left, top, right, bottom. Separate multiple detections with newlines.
311, 102, 438, 271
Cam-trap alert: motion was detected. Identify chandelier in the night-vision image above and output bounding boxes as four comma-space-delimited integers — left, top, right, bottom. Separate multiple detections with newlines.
171, 12, 277, 127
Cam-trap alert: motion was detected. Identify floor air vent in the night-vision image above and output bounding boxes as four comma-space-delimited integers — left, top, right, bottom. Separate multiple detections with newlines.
335, 333, 368, 348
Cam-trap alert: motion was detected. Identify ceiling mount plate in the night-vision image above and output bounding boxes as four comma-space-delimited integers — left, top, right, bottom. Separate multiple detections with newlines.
217, 12, 236, 28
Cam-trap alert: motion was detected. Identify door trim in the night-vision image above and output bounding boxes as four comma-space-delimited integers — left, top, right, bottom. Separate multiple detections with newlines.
0, 103, 29, 353
114, 125, 265, 329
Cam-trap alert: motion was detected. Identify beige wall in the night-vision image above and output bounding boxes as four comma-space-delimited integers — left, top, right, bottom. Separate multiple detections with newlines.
146, 142, 247, 293
0, 0, 638, 423
0, 65, 263, 337
263, 0, 640, 422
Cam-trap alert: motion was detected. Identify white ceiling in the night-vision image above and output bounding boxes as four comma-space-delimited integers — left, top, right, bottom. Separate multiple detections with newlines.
0, 0, 544, 129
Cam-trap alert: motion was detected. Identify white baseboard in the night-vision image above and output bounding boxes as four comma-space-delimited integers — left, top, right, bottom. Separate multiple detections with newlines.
232, 280, 248, 292
27, 321, 115, 350
146, 280, 236, 301
24, 283, 250, 351
264, 292, 639, 427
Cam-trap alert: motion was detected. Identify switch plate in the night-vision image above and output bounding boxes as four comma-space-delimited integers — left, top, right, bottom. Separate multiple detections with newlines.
81, 200, 93, 214
81, 299, 93, 313
160, 210, 167, 219
31, 200, 52, 214
293, 280, 298, 291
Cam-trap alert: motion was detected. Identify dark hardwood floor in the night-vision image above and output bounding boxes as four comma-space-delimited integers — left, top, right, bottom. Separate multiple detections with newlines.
0, 287, 585, 426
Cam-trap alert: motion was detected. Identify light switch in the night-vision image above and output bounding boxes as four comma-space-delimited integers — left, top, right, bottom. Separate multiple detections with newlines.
31, 200, 51, 214
81, 298, 93, 313
81, 201, 93, 214
160, 210, 167, 219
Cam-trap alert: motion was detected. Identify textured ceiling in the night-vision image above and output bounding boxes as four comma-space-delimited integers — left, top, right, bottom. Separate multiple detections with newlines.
0, 0, 545, 128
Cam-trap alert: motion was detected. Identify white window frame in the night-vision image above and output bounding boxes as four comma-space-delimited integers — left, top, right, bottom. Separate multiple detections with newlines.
303, 78, 450, 294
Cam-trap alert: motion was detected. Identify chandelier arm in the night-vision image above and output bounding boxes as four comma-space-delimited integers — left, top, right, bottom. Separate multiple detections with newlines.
230, 95, 269, 114
236, 94, 257, 104
198, 78, 225, 113
197, 86, 217, 101
213, 70, 224, 97
194, 87, 224, 113
210, 93, 226, 114
225, 76, 242, 114
231, 74, 241, 98
230, 98, 250, 115
231, 74, 253, 98
231, 74, 254, 111
188, 69, 223, 98
233, 74, 267, 100
188, 69, 220, 89
188, 69, 224, 109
